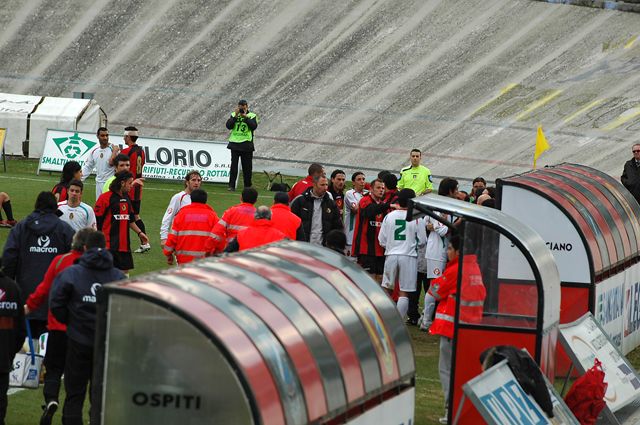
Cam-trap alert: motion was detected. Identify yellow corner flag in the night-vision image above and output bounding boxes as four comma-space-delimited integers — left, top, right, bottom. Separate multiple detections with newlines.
533, 125, 550, 169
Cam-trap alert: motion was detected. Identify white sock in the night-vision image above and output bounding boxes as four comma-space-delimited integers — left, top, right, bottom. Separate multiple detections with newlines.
397, 296, 409, 320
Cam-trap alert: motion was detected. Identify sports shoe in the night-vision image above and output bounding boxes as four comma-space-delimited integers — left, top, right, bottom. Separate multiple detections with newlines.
40, 400, 58, 425
227, 187, 235, 191
133, 243, 151, 253
406, 317, 419, 326
0, 219, 16, 228
418, 315, 431, 332
438, 408, 448, 424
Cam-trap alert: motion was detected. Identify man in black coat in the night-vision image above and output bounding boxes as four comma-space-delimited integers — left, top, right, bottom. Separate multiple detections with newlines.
290, 175, 343, 246
2, 192, 74, 337
621, 143, 640, 205
0, 268, 25, 425
50, 231, 124, 425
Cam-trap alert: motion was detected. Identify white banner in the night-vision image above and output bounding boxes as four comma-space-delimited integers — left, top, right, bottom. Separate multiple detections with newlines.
38, 129, 232, 183
463, 359, 578, 425
559, 312, 640, 413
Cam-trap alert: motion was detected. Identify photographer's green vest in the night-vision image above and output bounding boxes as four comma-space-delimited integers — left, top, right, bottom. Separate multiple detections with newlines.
228, 112, 259, 149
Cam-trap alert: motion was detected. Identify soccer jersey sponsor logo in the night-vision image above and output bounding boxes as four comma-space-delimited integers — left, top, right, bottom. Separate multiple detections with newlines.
113, 214, 130, 220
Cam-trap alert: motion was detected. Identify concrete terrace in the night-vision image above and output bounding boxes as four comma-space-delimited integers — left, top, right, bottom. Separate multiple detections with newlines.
0, 0, 639, 181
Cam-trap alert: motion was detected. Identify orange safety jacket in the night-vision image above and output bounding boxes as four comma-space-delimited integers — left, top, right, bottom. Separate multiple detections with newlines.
236, 220, 287, 251
270, 204, 301, 239
163, 202, 219, 264
211, 202, 256, 251
428, 254, 486, 339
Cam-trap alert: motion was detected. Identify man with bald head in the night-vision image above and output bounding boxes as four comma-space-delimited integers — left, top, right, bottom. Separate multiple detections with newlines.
225, 206, 286, 252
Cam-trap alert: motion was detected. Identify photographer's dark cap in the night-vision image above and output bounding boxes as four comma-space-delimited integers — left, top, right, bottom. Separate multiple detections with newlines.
238, 99, 248, 105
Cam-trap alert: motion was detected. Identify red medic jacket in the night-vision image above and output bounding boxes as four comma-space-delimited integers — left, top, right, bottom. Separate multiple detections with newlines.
237, 220, 287, 251
211, 202, 256, 251
428, 254, 486, 339
270, 204, 302, 239
163, 203, 219, 264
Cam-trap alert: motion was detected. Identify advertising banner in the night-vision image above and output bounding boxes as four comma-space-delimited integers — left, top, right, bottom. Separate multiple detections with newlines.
463, 359, 578, 424
38, 130, 231, 183
623, 263, 640, 354
559, 312, 640, 413
595, 272, 626, 350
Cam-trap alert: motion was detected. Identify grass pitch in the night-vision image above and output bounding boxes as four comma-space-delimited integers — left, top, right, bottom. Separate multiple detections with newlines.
3, 157, 639, 425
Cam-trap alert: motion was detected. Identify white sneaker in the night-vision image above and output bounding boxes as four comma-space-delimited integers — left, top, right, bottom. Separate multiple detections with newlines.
418, 316, 431, 332
439, 408, 448, 424
133, 243, 151, 253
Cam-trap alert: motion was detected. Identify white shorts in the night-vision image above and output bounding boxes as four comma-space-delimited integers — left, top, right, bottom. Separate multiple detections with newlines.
381, 255, 417, 292
426, 258, 446, 279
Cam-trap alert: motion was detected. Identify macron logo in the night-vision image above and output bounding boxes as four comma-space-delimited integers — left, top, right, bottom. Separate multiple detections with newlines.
82, 283, 102, 303
29, 235, 58, 254
0, 289, 17, 310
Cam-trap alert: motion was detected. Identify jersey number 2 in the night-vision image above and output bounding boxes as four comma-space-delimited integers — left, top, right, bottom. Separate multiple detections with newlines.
394, 220, 406, 241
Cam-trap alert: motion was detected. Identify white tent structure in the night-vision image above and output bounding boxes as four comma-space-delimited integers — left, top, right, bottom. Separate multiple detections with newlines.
0, 93, 105, 158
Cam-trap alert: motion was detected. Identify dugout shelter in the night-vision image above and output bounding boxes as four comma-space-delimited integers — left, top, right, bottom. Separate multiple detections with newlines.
408, 194, 561, 425
93, 241, 415, 425
497, 164, 640, 356
0, 92, 105, 158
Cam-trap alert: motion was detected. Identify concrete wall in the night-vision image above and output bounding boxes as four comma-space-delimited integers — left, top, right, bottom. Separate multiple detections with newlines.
0, 0, 639, 181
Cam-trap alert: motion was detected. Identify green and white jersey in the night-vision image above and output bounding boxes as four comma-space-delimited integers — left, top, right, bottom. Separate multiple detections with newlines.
344, 188, 365, 245
378, 209, 427, 257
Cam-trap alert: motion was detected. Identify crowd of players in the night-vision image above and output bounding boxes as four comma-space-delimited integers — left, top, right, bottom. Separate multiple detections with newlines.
0, 120, 497, 424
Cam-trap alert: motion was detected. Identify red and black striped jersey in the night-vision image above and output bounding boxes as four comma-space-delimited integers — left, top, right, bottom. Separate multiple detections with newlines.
51, 183, 68, 202
122, 144, 145, 201
353, 194, 389, 257
329, 188, 345, 216
94, 191, 135, 252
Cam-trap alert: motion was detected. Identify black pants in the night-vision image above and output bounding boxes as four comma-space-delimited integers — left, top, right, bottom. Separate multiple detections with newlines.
43, 330, 67, 403
29, 319, 48, 339
0, 372, 7, 425
62, 339, 93, 425
229, 150, 253, 189
408, 272, 430, 322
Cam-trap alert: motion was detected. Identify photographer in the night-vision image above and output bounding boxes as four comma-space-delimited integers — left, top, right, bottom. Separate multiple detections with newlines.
225, 99, 259, 191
